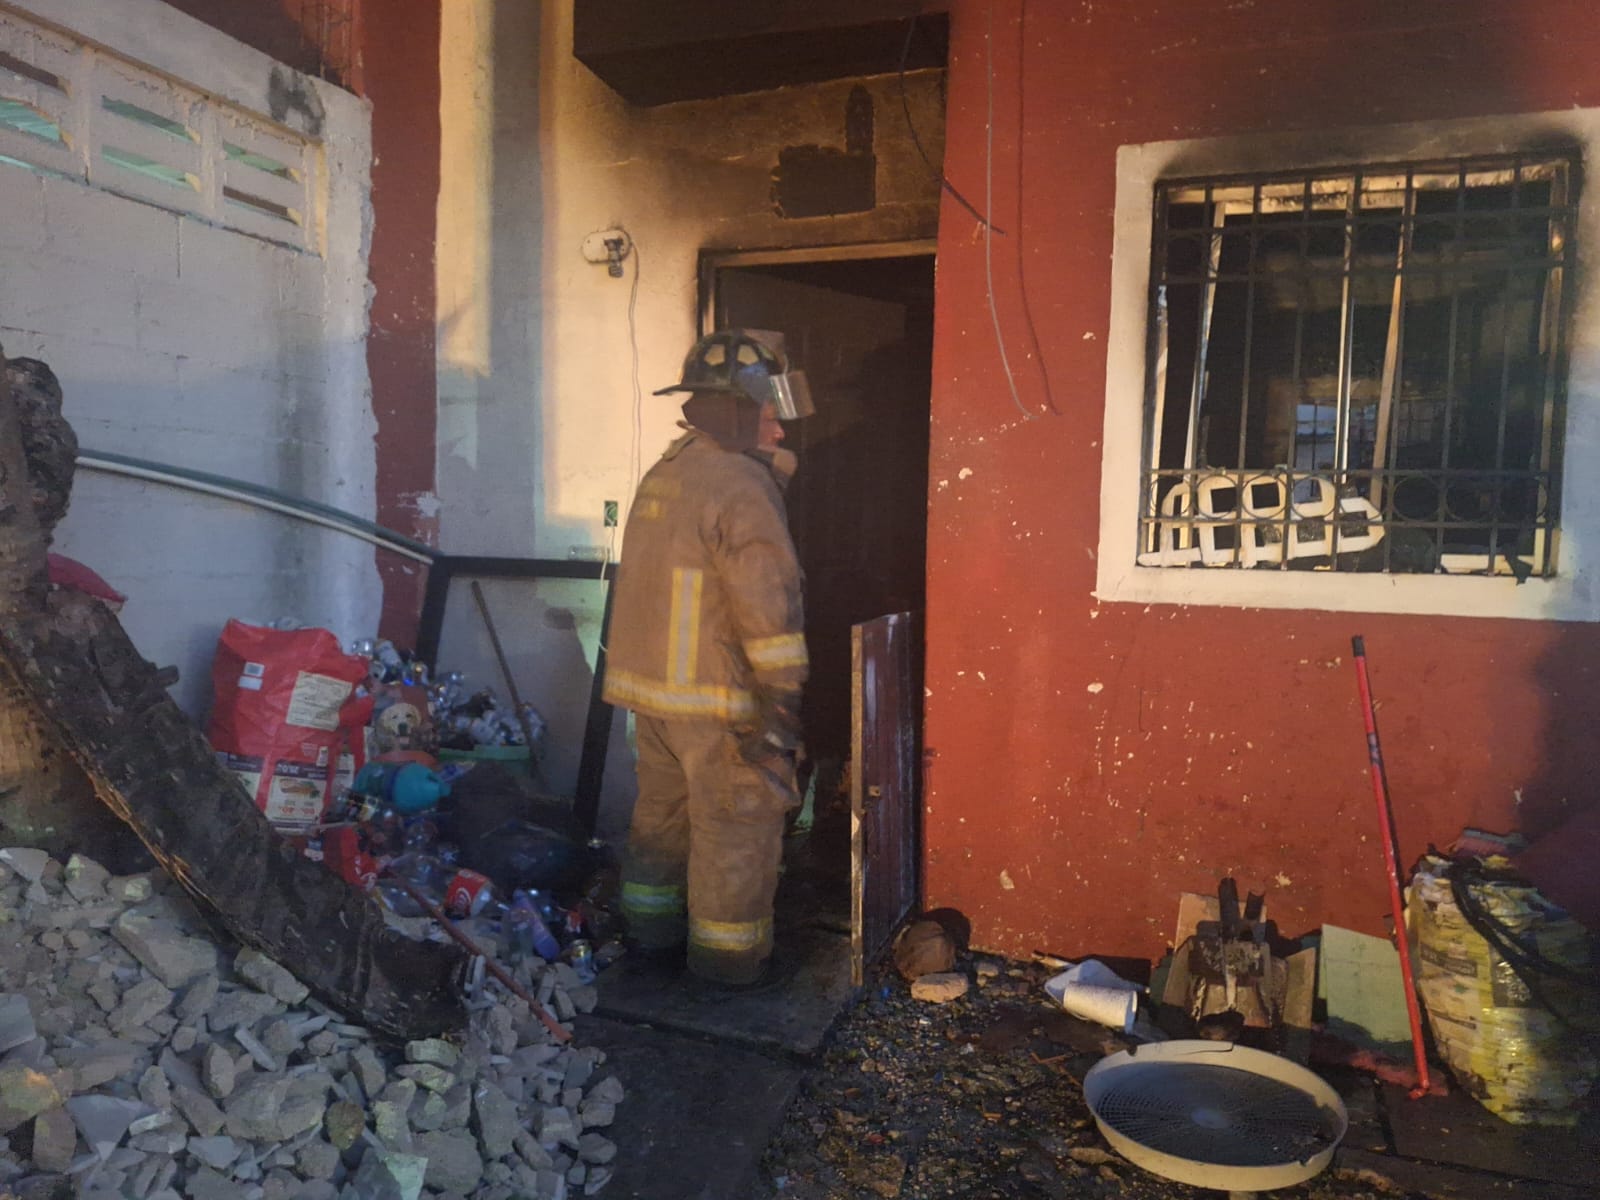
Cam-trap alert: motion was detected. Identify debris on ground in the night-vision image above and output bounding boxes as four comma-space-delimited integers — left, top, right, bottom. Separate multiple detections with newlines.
759, 955, 1427, 1200
0, 849, 622, 1199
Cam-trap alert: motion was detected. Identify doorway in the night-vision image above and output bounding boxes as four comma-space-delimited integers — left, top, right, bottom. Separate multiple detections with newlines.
703, 244, 935, 926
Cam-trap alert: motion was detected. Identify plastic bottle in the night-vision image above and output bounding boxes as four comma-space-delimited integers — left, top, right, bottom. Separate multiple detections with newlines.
353, 761, 451, 816
402, 818, 440, 854
505, 890, 562, 962
386, 851, 450, 891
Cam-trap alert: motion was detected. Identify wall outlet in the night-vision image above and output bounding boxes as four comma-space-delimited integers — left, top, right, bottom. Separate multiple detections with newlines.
604, 500, 619, 527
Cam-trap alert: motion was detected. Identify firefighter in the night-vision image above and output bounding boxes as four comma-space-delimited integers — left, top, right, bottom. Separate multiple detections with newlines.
602, 330, 813, 987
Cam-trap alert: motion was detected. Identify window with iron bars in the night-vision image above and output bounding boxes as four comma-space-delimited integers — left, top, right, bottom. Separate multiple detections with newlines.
1139, 154, 1576, 579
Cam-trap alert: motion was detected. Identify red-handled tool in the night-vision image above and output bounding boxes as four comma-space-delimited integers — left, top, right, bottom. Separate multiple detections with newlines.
1351, 635, 1431, 1099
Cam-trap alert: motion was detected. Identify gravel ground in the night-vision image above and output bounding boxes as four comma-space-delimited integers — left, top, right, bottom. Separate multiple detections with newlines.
754, 955, 1420, 1200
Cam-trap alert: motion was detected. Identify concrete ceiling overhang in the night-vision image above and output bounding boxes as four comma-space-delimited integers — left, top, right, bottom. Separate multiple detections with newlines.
573, 1, 949, 107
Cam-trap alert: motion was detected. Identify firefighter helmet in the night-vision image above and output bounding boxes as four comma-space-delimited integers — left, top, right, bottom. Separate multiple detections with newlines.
653, 330, 814, 418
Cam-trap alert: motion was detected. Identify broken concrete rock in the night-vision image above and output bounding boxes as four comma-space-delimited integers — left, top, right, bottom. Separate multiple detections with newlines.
183, 1164, 237, 1200
109, 977, 173, 1033
137, 1064, 170, 1111
0, 848, 50, 885
0, 1064, 63, 1133
0, 994, 37, 1054
65, 1093, 149, 1159
911, 972, 970, 1003
1, 850, 628, 1199
173, 1084, 226, 1138
205, 987, 281, 1033
297, 1138, 340, 1179
415, 1128, 485, 1194
373, 1097, 412, 1150
62, 854, 109, 902
110, 911, 216, 989
201, 1040, 235, 1099
29, 1106, 76, 1172
175, 972, 218, 1024
351, 1043, 387, 1099
344, 1147, 427, 1200
472, 1080, 520, 1159
405, 1037, 460, 1068
533, 1105, 581, 1150
234, 948, 310, 1006
325, 1099, 365, 1150
187, 1133, 241, 1171
396, 1061, 455, 1092
105, 873, 154, 905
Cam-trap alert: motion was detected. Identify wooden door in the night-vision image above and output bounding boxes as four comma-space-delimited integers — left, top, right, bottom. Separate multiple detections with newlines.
850, 610, 920, 986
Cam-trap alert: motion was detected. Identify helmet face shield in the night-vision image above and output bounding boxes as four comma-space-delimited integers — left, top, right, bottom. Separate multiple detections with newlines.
767, 369, 814, 420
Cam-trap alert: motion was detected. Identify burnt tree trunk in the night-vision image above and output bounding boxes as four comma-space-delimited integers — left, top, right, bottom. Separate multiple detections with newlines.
0, 354, 145, 870
0, 346, 466, 1038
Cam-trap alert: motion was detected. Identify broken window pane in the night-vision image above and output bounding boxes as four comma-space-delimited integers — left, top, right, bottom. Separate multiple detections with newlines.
1139, 155, 1574, 578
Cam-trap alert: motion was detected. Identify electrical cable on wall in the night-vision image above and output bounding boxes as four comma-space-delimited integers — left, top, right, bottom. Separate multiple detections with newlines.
605, 228, 643, 583
626, 231, 643, 509
899, 4, 1003, 234
983, 2, 1034, 422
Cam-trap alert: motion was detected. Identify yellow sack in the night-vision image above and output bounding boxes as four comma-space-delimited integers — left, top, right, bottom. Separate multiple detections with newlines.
1409, 855, 1597, 1125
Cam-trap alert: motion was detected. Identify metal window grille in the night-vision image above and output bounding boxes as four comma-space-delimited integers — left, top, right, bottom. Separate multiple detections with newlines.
1139, 153, 1577, 578
0, 8, 318, 252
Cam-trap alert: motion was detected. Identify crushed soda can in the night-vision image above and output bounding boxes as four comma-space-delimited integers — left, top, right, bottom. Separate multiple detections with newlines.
444, 869, 495, 918
564, 938, 596, 982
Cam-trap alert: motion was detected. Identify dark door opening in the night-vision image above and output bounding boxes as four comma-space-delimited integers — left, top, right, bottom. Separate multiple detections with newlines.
705, 245, 934, 928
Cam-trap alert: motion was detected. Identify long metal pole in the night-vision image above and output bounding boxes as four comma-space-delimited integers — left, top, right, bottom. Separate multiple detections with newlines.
381, 871, 571, 1044
1351, 636, 1431, 1099
470, 580, 544, 781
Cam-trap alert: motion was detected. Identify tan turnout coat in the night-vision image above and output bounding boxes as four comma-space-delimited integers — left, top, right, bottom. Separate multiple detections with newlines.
602, 431, 807, 722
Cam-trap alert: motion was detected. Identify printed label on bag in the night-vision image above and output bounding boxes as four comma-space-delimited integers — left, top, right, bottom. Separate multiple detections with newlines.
285, 671, 354, 731
264, 761, 329, 827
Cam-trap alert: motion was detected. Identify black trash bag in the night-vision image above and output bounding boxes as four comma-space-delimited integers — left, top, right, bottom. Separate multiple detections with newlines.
466, 819, 591, 896
442, 763, 593, 895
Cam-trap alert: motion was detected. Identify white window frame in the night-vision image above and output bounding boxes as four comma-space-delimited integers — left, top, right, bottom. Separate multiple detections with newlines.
1096, 108, 1600, 622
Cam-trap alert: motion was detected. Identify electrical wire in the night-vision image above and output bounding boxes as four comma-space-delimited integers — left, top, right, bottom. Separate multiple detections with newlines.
1445, 858, 1600, 1028
984, 2, 1033, 422
627, 232, 644, 505
606, 228, 644, 585
898, 4, 1003, 235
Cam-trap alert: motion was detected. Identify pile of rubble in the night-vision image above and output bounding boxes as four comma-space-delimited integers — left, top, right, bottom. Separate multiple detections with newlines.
0, 847, 621, 1200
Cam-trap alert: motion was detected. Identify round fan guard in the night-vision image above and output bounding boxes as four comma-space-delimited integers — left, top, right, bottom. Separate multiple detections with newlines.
1083, 1041, 1348, 1193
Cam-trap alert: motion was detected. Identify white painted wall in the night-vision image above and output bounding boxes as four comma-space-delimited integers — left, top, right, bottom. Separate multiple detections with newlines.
0, 0, 376, 715
434, 1, 943, 825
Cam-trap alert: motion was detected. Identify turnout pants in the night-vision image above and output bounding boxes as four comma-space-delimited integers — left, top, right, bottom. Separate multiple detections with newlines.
619, 714, 798, 984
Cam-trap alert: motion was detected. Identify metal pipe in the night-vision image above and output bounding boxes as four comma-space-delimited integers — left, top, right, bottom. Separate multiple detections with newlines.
76, 449, 436, 564
381, 870, 572, 1044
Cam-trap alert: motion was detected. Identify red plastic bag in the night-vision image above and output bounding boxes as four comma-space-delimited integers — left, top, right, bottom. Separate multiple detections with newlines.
207, 620, 370, 831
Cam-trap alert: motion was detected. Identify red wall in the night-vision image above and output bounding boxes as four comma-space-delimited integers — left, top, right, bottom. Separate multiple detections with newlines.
359, 2, 441, 640
924, 0, 1600, 961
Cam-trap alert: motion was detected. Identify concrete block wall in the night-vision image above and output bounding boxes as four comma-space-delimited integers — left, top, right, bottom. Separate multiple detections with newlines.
0, 0, 378, 716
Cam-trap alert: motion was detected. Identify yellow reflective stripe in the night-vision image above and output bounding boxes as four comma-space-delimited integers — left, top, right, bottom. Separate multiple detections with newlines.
621, 882, 685, 914
667, 567, 704, 685
603, 670, 758, 721
743, 633, 808, 670
689, 915, 772, 952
